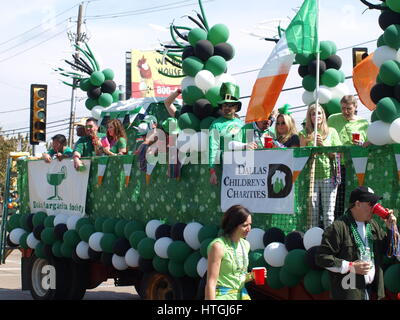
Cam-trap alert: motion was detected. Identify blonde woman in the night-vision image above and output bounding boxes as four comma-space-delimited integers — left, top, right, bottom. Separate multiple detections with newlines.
300, 104, 341, 228
275, 113, 300, 147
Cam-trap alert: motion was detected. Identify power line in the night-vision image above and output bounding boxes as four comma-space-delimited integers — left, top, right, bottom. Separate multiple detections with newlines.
0, 99, 70, 114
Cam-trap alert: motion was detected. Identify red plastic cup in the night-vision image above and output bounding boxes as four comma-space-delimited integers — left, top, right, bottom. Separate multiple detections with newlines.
252, 267, 266, 285
352, 132, 360, 143
372, 203, 390, 219
264, 136, 274, 149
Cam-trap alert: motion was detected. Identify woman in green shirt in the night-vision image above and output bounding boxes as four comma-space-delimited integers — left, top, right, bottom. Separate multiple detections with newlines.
101, 119, 128, 156
205, 205, 264, 300
299, 104, 341, 228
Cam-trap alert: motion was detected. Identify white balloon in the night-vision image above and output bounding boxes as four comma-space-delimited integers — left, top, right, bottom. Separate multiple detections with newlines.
389, 118, 400, 143
27, 233, 40, 249
76, 241, 90, 260
154, 237, 173, 259
88, 232, 104, 252
176, 130, 196, 153
181, 76, 195, 90
303, 227, 324, 250
373, 45, 397, 68
246, 228, 265, 251
54, 214, 69, 226
67, 216, 82, 230
189, 132, 209, 152
184, 222, 203, 250
112, 254, 128, 270
125, 248, 140, 267
91, 106, 104, 120
302, 90, 315, 105
263, 242, 288, 267
197, 257, 208, 277
215, 73, 237, 87
367, 120, 394, 146
195, 70, 216, 93
330, 83, 350, 100
9, 228, 27, 245
313, 87, 332, 104
145, 220, 163, 239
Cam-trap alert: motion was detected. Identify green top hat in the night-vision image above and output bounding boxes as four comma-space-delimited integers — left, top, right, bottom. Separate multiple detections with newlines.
278, 104, 292, 115
162, 117, 180, 135
217, 82, 242, 111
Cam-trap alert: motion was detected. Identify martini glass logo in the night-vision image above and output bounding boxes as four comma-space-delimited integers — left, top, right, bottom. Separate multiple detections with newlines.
46, 166, 67, 200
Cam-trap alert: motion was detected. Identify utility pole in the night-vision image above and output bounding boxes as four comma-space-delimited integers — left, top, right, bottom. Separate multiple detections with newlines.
67, 3, 84, 147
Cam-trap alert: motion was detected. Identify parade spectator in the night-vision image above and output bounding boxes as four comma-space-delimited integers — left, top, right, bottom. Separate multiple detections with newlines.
300, 104, 341, 228
42, 134, 73, 163
101, 119, 128, 156
205, 205, 265, 300
316, 186, 397, 300
274, 107, 300, 147
327, 95, 369, 146
73, 118, 106, 170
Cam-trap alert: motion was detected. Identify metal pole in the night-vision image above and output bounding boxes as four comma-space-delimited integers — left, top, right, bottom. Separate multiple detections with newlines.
67, 3, 84, 147
313, 0, 320, 147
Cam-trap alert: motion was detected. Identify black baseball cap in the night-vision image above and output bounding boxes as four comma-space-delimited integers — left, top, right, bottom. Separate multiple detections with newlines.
349, 186, 382, 204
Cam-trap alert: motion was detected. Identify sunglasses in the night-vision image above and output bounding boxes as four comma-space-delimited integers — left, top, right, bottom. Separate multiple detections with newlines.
276, 122, 286, 125
85, 125, 94, 129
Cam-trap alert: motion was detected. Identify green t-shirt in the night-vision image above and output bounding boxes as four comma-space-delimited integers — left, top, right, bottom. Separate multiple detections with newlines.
327, 114, 369, 146
240, 122, 276, 149
209, 117, 243, 168
299, 127, 341, 179
207, 237, 250, 300
47, 146, 73, 157
74, 133, 106, 157
109, 137, 127, 154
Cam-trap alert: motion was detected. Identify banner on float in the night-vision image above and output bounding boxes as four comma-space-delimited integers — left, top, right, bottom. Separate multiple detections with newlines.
221, 149, 296, 214
28, 159, 91, 216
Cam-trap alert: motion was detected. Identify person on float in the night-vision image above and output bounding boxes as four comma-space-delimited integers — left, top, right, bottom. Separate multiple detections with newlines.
209, 83, 247, 185
100, 119, 128, 156
316, 186, 397, 300
163, 88, 182, 118
274, 104, 300, 148
73, 117, 106, 169
299, 104, 341, 228
73, 117, 88, 150
42, 134, 73, 163
205, 205, 266, 300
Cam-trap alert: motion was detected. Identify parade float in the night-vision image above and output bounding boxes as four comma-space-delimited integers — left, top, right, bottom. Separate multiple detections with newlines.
1, 0, 400, 300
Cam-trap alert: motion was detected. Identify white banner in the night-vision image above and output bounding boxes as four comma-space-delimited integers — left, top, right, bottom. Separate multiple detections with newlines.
221, 149, 295, 214
28, 159, 91, 216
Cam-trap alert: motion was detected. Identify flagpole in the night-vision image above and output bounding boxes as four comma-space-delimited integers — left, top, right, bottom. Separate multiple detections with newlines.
313, 0, 320, 147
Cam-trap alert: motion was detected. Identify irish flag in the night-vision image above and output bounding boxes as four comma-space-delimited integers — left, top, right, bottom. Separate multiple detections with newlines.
246, 0, 318, 123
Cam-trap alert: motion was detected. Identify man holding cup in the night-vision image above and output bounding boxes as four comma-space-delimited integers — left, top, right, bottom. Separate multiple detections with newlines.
316, 186, 397, 300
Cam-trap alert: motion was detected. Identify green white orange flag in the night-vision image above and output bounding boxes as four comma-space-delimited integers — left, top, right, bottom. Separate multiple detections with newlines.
97, 156, 109, 186
293, 148, 311, 183
246, 0, 318, 123
350, 146, 369, 186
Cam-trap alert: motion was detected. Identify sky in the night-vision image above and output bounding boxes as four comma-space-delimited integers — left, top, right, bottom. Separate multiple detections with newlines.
0, 0, 383, 153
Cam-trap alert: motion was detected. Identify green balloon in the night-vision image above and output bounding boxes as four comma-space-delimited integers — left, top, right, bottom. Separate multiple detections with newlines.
7, 214, 21, 231
137, 237, 156, 259
283, 249, 309, 277
124, 221, 145, 239
295, 53, 315, 66
200, 116, 216, 130
324, 98, 342, 116
371, 110, 379, 122
95, 217, 107, 232
19, 233, 29, 249
182, 86, 204, 105
102, 218, 119, 233
321, 270, 331, 292
98, 93, 113, 107
167, 240, 192, 263
63, 230, 80, 247
279, 268, 301, 287
302, 75, 317, 91
205, 56, 226, 76
32, 212, 47, 228
79, 224, 95, 242
90, 71, 105, 86
102, 68, 115, 81
61, 242, 74, 258
205, 86, 222, 107
178, 112, 201, 131
153, 255, 169, 273
248, 249, 267, 270
100, 233, 118, 253
267, 267, 284, 289
184, 251, 202, 278
188, 28, 208, 47
35, 242, 47, 259
321, 69, 341, 87
75, 218, 91, 232
377, 34, 386, 48
384, 264, 400, 293
376, 73, 383, 84
112, 90, 120, 103
320, 41, 336, 60
200, 238, 213, 258
207, 24, 230, 45
182, 56, 204, 77
339, 70, 345, 83
52, 241, 63, 258
44, 216, 55, 228
198, 225, 218, 243
168, 260, 186, 278
387, 0, 400, 13
384, 24, 400, 49
79, 78, 92, 91
85, 98, 98, 110
304, 270, 324, 295
114, 220, 128, 238
41, 227, 56, 245
376, 97, 400, 123
19, 214, 30, 231
379, 60, 400, 86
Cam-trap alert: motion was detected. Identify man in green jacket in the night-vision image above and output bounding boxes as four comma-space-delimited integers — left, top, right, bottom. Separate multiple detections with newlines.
316, 186, 397, 300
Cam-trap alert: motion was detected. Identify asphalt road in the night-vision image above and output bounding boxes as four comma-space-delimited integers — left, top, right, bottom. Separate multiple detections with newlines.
0, 250, 140, 300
